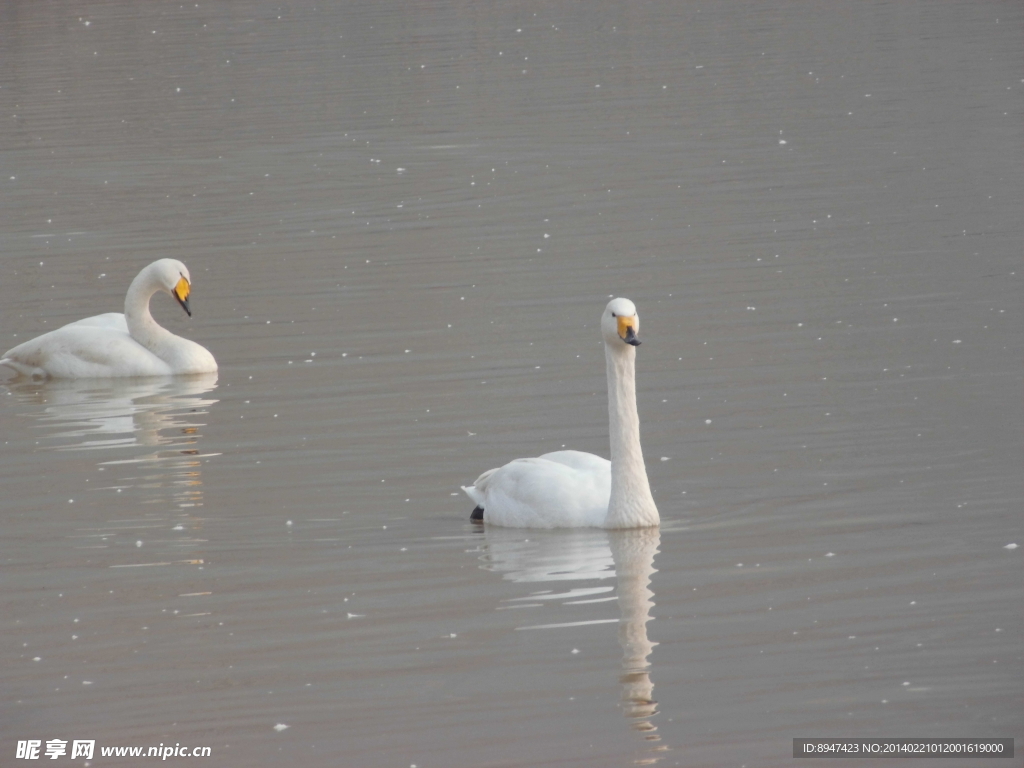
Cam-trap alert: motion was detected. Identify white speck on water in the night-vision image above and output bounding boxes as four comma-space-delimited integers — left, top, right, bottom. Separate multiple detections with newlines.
571, 648, 580, 654
660, 457, 670, 461
273, 723, 289, 732
286, 520, 293, 527
135, 540, 143, 547
705, 419, 712, 424
1004, 543, 1018, 549
825, 552, 835, 557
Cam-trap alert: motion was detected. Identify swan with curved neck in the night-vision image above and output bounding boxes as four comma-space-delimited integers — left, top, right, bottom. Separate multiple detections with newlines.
1, 259, 217, 379
462, 297, 659, 529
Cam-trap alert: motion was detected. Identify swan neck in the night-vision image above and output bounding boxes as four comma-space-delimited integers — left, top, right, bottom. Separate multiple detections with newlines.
605, 344, 659, 528
124, 267, 171, 351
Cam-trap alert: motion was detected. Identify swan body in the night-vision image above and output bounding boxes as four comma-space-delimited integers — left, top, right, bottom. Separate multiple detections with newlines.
463, 297, 659, 529
1, 259, 217, 379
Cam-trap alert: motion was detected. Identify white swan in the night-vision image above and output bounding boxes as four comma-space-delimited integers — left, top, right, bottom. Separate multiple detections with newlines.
1, 259, 217, 379
462, 297, 659, 529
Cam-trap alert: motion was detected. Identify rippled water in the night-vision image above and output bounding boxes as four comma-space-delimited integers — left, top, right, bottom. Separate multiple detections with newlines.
2, 2, 1022, 766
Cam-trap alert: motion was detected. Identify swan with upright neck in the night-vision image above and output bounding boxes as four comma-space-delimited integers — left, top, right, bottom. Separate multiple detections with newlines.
462, 297, 659, 529
1, 259, 217, 379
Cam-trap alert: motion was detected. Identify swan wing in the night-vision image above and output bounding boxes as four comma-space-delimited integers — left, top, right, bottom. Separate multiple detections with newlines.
464, 454, 611, 528
2, 325, 172, 378
538, 450, 611, 474
62, 312, 130, 332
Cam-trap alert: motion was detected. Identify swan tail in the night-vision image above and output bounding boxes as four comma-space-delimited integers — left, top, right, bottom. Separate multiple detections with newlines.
461, 484, 485, 508
461, 480, 490, 520
0, 357, 40, 378
462, 462, 503, 509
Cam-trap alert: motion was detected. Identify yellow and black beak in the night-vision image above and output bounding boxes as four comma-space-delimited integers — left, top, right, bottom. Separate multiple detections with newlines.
173, 276, 192, 317
617, 315, 641, 346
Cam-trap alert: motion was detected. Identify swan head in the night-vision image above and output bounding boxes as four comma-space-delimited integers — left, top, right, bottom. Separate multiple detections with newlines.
602, 297, 641, 348
149, 259, 193, 317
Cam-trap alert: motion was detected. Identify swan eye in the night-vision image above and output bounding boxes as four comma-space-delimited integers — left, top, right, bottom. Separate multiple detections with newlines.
611, 312, 617, 318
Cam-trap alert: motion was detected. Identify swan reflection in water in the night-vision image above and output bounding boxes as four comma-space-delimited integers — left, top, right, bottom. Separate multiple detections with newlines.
6, 373, 219, 512
478, 527, 667, 762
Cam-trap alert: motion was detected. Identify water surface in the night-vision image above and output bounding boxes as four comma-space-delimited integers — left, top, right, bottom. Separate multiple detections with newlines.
2, 2, 1021, 766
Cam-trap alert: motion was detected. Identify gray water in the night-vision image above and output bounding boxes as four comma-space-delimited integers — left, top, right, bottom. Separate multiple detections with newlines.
2, 2, 1021, 766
